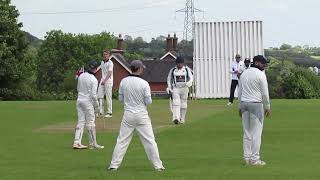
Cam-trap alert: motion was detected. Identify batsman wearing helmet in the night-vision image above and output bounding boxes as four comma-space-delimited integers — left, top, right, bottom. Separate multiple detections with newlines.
72, 60, 104, 149
166, 56, 193, 124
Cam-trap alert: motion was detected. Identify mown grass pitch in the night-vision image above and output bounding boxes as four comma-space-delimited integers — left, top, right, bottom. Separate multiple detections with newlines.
0, 99, 319, 180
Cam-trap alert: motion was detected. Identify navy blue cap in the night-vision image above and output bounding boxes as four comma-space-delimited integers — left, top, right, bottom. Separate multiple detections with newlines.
88, 60, 99, 69
175, 56, 185, 64
253, 55, 267, 64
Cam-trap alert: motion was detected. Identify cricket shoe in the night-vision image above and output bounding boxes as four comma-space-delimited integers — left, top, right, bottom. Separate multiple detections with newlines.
155, 167, 165, 172
173, 119, 179, 125
104, 113, 112, 118
108, 167, 118, 171
73, 143, 88, 149
227, 102, 233, 106
250, 159, 266, 166
89, 144, 104, 149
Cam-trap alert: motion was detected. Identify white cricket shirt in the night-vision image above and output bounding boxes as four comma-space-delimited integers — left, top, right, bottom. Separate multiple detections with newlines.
230, 60, 240, 80
77, 72, 99, 106
119, 76, 152, 113
238, 67, 270, 110
100, 59, 114, 84
238, 61, 250, 74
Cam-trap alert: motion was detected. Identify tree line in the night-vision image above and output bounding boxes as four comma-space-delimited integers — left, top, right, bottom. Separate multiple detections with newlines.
1, 0, 320, 100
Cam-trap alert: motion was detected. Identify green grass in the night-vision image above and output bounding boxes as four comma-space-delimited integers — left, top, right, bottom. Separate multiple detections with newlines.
0, 99, 320, 180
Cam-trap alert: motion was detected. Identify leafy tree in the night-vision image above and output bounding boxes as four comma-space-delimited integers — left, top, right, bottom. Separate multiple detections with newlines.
0, 0, 29, 90
36, 30, 116, 92
124, 35, 133, 42
177, 40, 193, 60
279, 43, 292, 50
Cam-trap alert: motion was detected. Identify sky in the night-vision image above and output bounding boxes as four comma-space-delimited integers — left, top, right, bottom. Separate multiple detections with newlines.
11, 0, 320, 47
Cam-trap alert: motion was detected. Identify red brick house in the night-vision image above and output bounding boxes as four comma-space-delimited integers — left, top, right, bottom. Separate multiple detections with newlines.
96, 34, 192, 94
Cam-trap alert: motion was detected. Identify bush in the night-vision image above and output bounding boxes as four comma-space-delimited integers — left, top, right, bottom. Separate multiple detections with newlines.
282, 67, 320, 99
266, 59, 320, 99
0, 87, 76, 101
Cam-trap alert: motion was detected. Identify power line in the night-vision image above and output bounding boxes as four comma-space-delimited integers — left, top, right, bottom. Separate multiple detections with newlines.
20, 4, 164, 15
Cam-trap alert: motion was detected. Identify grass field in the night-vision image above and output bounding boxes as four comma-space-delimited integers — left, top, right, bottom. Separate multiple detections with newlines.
0, 99, 320, 180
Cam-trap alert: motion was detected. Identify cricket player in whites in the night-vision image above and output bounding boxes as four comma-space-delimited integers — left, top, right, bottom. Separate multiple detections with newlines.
238, 55, 271, 165
98, 49, 114, 118
166, 56, 193, 124
108, 60, 165, 171
73, 60, 104, 149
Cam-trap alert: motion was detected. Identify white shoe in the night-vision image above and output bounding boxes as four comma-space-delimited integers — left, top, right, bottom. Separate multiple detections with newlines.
73, 143, 88, 149
104, 113, 112, 118
250, 160, 266, 166
89, 144, 104, 149
227, 102, 233, 106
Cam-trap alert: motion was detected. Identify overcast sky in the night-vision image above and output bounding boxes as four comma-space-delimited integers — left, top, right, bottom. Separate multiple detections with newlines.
11, 0, 320, 47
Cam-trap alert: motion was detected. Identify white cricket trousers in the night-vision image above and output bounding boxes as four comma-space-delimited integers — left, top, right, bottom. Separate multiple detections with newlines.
172, 87, 189, 123
73, 99, 95, 144
240, 102, 264, 162
97, 83, 113, 114
109, 111, 164, 170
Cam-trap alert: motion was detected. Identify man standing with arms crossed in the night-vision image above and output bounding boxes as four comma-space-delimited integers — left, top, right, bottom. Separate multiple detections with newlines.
238, 55, 271, 166
98, 49, 113, 118
166, 56, 193, 125
73, 60, 104, 149
108, 60, 165, 171
227, 54, 241, 106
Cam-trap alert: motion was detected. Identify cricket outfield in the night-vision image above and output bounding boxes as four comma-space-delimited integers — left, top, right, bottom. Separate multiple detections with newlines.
0, 99, 319, 180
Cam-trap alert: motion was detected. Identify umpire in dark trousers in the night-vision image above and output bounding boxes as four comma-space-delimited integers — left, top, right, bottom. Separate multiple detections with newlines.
227, 54, 241, 106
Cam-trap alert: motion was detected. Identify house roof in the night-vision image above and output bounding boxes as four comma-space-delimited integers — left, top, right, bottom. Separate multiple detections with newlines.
142, 60, 176, 82
112, 53, 132, 73
108, 53, 193, 83
160, 51, 179, 60
141, 60, 193, 82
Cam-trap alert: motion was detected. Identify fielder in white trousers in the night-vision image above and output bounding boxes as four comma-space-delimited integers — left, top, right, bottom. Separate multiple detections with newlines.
109, 111, 164, 170
98, 83, 113, 115
108, 60, 164, 171
98, 51, 114, 117
238, 55, 271, 166
240, 102, 264, 162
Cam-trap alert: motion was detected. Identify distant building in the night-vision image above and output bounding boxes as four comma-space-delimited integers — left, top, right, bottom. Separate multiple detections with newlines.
95, 34, 192, 94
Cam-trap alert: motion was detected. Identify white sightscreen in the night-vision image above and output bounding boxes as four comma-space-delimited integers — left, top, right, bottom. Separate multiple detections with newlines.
193, 21, 264, 98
